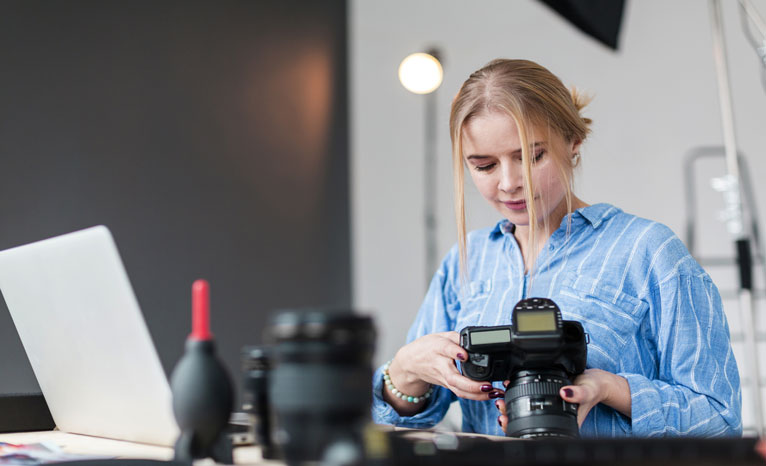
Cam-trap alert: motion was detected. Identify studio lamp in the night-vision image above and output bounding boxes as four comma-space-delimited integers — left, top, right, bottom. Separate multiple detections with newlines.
399, 49, 443, 286
398, 52, 443, 94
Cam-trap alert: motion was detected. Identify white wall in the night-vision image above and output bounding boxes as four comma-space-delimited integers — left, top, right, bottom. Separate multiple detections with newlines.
350, 0, 766, 432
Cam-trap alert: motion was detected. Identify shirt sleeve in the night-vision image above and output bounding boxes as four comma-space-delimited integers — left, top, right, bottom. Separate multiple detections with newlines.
371, 249, 460, 428
617, 273, 742, 436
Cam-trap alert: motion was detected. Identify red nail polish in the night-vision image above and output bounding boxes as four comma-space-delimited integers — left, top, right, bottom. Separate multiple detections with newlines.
563, 388, 574, 398
456, 353, 465, 361
480, 384, 493, 392
489, 390, 504, 399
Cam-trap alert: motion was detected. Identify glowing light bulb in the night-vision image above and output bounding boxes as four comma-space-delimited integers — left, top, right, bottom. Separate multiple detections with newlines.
398, 52, 443, 94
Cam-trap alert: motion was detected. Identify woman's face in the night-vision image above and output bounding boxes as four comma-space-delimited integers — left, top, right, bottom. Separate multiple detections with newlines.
461, 111, 577, 228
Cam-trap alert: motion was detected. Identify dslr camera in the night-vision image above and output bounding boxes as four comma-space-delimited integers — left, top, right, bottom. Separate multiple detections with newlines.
460, 297, 587, 439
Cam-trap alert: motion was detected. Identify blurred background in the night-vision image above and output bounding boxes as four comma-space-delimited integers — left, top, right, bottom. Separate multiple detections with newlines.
1, 0, 766, 434
0, 0, 350, 399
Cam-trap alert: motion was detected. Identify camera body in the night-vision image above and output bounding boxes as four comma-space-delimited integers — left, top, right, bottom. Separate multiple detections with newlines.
460, 298, 587, 381
460, 297, 587, 438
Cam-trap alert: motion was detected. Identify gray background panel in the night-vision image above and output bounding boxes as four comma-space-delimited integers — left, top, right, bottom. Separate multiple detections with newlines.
0, 0, 350, 404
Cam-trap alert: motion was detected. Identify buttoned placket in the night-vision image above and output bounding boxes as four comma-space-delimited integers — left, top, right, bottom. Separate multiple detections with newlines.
502, 216, 583, 300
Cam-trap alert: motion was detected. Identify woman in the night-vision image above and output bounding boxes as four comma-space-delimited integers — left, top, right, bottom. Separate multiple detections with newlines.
371, 59, 742, 437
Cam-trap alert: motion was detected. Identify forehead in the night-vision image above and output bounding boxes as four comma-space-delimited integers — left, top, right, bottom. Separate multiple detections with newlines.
464, 111, 517, 134
462, 111, 540, 154
463, 111, 516, 140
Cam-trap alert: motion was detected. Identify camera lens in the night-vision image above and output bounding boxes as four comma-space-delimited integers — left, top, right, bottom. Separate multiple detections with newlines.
504, 369, 579, 439
241, 346, 276, 458
267, 308, 376, 465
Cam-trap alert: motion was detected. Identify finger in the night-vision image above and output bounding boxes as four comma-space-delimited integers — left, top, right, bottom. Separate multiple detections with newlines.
755, 439, 766, 461
560, 386, 577, 402
577, 406, 589, 427
498, 412, 509, 434
439, 337, 468, 362
494, 399, 507, 414
488, 388, 505, 400
443, 331, 461, 344
448, 386, 498, 401
502, 379, 511, 389
441, 364, 506, 400
560, 386, 594, 427
560, 385, 595, 404
442, 368, 497, 400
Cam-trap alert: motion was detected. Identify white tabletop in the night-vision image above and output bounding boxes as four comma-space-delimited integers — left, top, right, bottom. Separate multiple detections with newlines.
0, 430, 269, 465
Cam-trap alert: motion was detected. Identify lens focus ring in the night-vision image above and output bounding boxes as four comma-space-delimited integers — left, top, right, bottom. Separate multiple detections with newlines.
507, 380, 563, 399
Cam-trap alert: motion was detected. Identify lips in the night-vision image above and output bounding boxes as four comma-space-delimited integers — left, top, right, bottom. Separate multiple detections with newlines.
503, 200, 527, 211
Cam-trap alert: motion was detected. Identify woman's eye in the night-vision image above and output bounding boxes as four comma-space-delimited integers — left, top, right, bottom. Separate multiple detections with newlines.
475, 163, 495, 172
534, 150, 546, 162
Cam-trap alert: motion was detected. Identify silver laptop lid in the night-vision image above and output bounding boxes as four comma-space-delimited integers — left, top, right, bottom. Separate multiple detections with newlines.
0, 226, 179, 446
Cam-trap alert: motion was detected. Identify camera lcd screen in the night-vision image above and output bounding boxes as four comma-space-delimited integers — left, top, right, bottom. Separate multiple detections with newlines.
470, 329, 511, 345
516, 311, 556, 332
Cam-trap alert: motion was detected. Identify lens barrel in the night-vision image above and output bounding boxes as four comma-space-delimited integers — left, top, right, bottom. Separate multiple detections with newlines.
241, 346, 276, 458
504, 370, 579, 439
268, 309, 376, 465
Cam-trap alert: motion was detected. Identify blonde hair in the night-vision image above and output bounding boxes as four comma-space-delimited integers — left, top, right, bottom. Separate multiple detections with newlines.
450, 59, 592, 280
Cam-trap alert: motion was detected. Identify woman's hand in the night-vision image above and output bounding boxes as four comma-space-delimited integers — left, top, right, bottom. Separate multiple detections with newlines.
495, 369, 631, 432
384, 332, 505, 416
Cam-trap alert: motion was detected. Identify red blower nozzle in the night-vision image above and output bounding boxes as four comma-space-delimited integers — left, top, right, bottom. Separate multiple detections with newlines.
191, 279, 213, 341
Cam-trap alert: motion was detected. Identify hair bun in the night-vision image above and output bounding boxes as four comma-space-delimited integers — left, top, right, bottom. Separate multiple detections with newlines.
570, 86, 593, 128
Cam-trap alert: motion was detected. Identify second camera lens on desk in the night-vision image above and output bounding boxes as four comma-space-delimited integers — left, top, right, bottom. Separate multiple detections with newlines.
267, 308, 376, 465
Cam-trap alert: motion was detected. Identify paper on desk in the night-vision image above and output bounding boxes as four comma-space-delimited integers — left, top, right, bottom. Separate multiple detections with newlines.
0, 441, 112, 465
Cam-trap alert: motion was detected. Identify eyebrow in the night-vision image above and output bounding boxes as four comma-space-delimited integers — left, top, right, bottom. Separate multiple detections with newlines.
465, 141, 545, 160
465, 142, 545, 160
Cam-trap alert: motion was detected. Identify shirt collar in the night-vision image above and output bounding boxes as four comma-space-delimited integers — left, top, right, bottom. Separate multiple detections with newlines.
489, 219, 514, 239
571, 203, 620, 229
488, 203, 619, 239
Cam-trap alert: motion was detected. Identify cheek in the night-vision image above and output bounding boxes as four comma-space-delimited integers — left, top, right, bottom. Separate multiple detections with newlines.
469, 173, 496, 200
533, 166, 566, 200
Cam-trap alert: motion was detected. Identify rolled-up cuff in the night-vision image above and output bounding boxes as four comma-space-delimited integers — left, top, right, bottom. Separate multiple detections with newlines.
617, 372, 665, 437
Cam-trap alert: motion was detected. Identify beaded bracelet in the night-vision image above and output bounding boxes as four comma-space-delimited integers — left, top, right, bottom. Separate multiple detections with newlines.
383, 360, 434, 403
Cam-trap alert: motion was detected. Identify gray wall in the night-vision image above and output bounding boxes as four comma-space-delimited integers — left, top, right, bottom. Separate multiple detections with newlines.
0, 0, 350, 402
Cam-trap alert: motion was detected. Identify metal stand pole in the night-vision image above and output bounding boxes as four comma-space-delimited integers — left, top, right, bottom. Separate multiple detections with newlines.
709, 0, 764, 436
424, 89, 438, 285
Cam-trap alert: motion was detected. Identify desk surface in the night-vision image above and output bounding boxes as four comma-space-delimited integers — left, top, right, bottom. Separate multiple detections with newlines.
0, 428, 498, 465
0, 430, 270, 465
3, 429, 766, 465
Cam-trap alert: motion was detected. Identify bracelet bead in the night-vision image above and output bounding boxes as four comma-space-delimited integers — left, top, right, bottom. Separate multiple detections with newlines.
382, 360, 434, 403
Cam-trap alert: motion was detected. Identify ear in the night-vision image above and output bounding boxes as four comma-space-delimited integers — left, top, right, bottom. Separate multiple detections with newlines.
570, 139, 582, 156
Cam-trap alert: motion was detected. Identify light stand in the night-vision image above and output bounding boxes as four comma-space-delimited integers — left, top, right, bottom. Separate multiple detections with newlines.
399, 49, 444, 286
708, 0, 764, 436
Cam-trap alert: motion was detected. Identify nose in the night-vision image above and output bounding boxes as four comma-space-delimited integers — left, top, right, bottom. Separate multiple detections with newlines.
497, 162, 523, 194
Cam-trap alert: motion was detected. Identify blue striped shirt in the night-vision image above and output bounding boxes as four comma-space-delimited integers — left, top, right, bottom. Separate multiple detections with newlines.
372, 203, 742, 437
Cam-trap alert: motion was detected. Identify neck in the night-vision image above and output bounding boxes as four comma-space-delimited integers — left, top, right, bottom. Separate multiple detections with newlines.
514, 196, 588, 270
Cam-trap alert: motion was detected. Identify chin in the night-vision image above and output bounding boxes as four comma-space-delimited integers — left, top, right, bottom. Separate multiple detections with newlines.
509, 219, 530, 226
501, 211, 530, 225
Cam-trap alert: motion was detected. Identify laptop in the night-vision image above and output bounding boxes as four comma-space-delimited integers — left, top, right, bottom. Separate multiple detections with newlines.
0, 226, 179, 446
